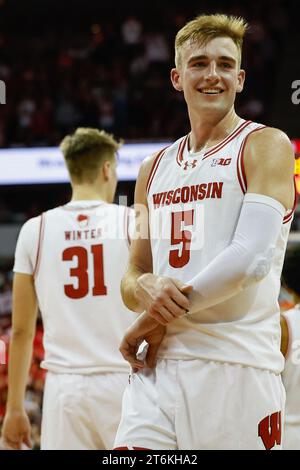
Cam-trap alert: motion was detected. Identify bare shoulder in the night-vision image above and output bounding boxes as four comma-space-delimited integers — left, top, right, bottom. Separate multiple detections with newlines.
244, 127, 295, 208
245, 126, 294, 168
138, 151, 162, 182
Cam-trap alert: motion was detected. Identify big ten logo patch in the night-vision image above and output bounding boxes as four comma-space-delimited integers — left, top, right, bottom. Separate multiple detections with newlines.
211, 158, 232, 167
258, 411, 281, 450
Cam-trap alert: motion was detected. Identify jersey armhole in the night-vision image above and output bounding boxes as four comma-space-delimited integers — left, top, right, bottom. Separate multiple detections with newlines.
283, 176, 297, 224
282, 313, 292, 360
146, 147, 168, 195
236, 125, 266, 194
33, 213, 45, 279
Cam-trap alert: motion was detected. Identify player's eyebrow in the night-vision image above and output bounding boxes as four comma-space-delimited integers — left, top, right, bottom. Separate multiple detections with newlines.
219, 55, 236, 64
188, 55, 236, 65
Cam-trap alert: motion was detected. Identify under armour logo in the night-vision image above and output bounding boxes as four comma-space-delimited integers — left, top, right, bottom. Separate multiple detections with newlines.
183, 160, 197, 170
258, 411, 282, 450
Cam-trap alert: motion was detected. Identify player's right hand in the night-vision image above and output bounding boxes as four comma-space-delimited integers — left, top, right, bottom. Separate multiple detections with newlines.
1, 409, 32, 450
135, 273, 192, 325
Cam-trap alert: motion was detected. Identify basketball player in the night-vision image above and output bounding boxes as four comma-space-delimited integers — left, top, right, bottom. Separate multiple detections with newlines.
1, 128, 135, 450
280, 246, 300, 450
114, 14, 296, 450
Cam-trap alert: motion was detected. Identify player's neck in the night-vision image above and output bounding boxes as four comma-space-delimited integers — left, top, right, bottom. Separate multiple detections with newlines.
188, 109, 242, 153
71, 185, 109, 203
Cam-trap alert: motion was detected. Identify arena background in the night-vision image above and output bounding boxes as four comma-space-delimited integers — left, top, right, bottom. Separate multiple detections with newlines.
0, 0, 299, 449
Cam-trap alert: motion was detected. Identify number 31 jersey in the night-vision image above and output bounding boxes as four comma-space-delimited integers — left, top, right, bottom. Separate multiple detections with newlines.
14, 200, 136, 374
147, 120, 295, 373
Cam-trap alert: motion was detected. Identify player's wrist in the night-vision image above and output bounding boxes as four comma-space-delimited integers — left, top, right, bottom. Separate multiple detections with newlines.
5, 404, 26, 414
135, 272, 155, 301
137, 311, 160, 331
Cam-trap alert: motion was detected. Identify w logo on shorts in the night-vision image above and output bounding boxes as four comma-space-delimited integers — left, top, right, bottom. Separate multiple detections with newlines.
258, 411, 281, 450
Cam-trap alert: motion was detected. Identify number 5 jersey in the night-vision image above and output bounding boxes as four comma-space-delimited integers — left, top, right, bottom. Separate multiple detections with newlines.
147, 120, 296, 373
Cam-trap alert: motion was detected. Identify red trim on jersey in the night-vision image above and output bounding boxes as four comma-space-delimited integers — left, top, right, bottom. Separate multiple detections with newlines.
33, 213, 45, 278
236, 125, 267, 194
176, 135, 189, 166
202, 120, 252, 160
283, 176, 297, 224
114, 447, 151, 450
146, 147, 168, 194
176, 121, 252, 167
282, 312, 292, 360
237, 138, 247, 194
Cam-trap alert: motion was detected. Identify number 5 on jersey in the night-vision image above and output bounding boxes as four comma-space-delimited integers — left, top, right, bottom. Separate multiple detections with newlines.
169, 205, 204, 269
62, 244, 107, 299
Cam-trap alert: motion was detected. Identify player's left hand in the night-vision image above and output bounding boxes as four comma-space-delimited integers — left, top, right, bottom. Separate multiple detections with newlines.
120, 314, 166, 372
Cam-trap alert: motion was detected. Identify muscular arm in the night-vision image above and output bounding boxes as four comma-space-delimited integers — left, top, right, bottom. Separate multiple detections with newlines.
121, 156, 153, 312
1, 273, 37, 449
244, 128, 294, 208
187, 128, 295, 317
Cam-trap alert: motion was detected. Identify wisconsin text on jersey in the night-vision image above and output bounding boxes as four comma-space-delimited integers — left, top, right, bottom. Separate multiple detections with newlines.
152, 181, 223, 209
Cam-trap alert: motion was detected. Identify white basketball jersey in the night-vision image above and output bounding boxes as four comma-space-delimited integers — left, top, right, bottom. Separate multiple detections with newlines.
147, 120, 295, 373
14, 201, 136, 374
282, 306, 300, 449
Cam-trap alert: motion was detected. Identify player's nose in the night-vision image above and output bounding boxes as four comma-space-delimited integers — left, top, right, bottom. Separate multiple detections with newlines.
204, 62, 220, 82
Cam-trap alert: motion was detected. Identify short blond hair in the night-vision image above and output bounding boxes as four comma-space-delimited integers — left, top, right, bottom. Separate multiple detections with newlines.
60, 128, 122, 183
175, 14, 248, 69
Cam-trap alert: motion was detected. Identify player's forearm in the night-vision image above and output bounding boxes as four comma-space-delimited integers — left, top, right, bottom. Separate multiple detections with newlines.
121, 265, 147, 313
6, 330, 35, 412
134, 310, 160, 333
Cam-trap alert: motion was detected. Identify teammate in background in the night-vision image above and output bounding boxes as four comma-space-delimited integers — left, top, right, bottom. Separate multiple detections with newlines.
280, 246, 300, 450
115, 14, 295, 450
1, 128, 135, 450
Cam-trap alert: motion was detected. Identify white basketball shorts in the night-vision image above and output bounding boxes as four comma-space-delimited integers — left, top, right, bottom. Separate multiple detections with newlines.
283, 423, 300, 450
114, 358, 285, 450
41, 371, 129, 450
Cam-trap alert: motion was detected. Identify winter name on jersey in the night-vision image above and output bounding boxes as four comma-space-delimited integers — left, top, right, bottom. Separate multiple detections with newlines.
152, 181, 223, 209
64, 228, 103, 241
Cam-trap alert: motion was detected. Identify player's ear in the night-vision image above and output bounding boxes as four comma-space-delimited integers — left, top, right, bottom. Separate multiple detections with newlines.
236, 69, 245, 93
171, 68, 183, 92
102, 160, 111, 181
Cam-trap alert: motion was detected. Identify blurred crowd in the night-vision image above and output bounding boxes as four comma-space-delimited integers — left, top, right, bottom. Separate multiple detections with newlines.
0, 0, 293, 147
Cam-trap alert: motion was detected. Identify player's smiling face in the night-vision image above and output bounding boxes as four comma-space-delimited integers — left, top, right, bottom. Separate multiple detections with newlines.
171, 36, 245, 116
